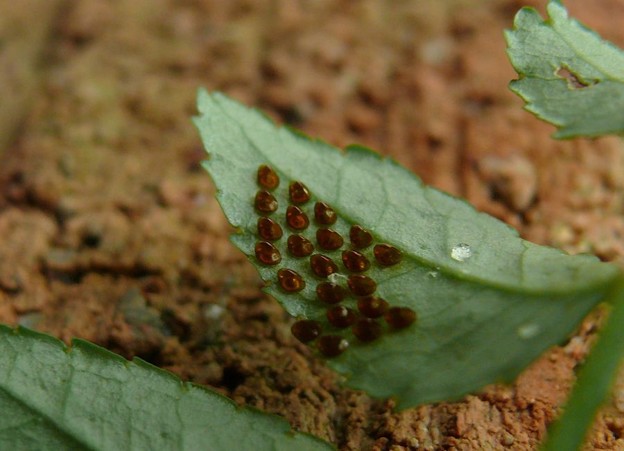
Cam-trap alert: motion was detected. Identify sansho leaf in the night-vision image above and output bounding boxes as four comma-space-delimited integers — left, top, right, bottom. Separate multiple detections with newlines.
194, 90, 621, 409
506, 0, 624, 138
0, 325, 334, 451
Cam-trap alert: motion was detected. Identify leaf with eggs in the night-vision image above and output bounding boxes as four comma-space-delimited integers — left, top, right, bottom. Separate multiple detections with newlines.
193, 91, 621, 409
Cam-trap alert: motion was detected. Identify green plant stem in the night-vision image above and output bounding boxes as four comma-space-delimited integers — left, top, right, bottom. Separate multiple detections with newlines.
542, 273, 624, 451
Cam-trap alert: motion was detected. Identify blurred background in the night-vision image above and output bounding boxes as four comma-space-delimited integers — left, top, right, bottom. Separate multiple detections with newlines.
0, 0, 623, 449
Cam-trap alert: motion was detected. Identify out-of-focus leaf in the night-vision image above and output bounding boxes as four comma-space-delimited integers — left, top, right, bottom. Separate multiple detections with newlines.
0, 325, 334, 451
506, 0, 624, 138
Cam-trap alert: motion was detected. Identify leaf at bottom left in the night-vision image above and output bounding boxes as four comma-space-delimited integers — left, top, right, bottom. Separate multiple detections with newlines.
0, 325, 334, 451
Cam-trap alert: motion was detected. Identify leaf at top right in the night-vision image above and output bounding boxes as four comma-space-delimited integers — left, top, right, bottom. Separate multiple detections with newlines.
506, 0, 624, 138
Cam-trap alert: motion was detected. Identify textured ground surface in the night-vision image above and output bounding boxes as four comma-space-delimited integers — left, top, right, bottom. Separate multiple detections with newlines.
1, 0, 623, 449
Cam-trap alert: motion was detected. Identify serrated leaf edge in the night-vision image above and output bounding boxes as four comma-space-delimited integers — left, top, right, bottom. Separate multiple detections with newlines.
0, 324, 335, 451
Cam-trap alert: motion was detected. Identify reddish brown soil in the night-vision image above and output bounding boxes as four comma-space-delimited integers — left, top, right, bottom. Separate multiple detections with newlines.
1, 0, 623, 449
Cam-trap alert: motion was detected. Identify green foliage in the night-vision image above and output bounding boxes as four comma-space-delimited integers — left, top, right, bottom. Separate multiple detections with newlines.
542, 275, 624, 451
0, 325, 333, 451
506, 2, 624, 449
193, 90, 620, 410
1, 3, 622, 450
506, 0, 624, 138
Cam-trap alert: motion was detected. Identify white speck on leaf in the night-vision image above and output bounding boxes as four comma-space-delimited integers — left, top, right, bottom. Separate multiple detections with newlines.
328, 273, 347, 284
451, 243, 472, 262
517, 323, 540, 340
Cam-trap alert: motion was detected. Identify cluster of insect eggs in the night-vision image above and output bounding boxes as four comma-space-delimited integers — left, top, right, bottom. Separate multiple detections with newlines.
253, 164, 416, 357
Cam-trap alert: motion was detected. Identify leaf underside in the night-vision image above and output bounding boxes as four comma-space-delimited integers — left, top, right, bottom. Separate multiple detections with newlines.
506, 0, 624, 138
194, 90, 620, 409
0, 325, 333, 451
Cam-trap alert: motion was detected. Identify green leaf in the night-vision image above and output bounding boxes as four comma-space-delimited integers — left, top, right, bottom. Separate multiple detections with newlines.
506, 0, 624, 138
193, 91, 621, 409
0, 325, 334, 451
542, 275, 624, 450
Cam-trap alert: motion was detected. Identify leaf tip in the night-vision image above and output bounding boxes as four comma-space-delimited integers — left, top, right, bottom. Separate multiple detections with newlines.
511, 5, 543, 29
546, 0, 568, 20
